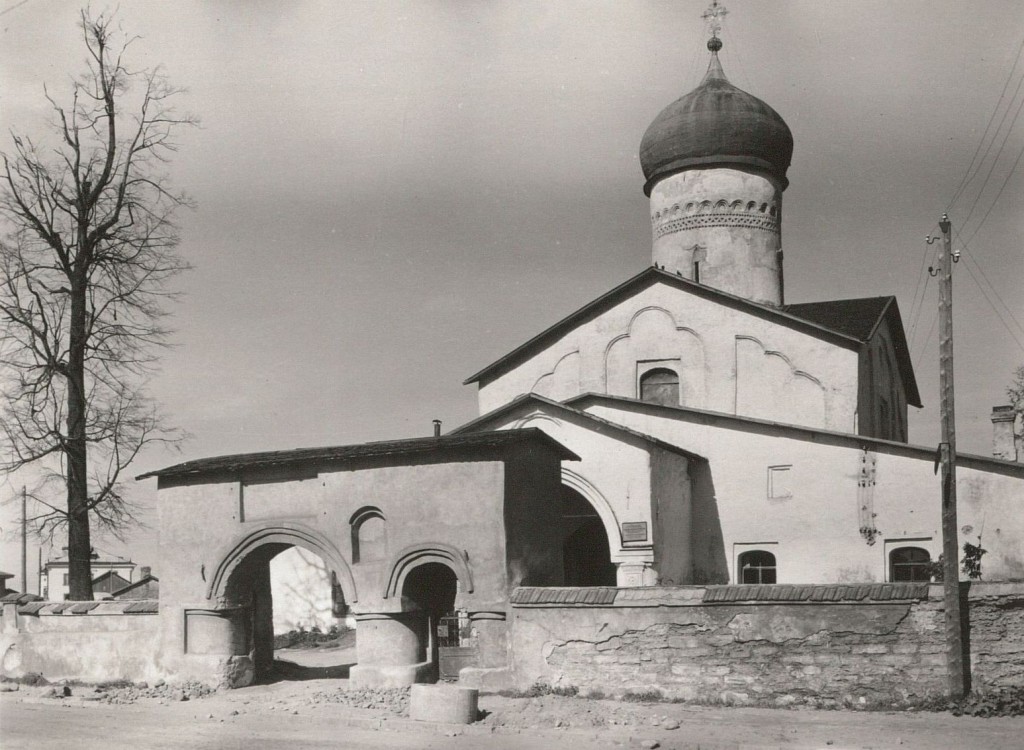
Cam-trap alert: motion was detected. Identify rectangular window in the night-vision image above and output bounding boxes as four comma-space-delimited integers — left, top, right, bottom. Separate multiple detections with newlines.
767, 465, 792, 499
62, 573, 68, 586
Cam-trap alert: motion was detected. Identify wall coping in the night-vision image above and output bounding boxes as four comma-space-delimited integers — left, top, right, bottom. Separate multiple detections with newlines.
510, 582, 1024, 608
8, 599, 158, 616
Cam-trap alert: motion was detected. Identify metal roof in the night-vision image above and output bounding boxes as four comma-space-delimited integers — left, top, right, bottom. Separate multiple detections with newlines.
566, 392, 1024, 478
138, 427, 578, 481
785, 296, 921, 407
450, 393, 706, 463
640, 48, 793, 195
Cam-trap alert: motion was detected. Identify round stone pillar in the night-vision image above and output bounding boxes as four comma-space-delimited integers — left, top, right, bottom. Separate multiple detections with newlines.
350, 612, 432, 688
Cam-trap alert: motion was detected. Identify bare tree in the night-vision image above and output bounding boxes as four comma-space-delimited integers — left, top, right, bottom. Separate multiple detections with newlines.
0, 10, 193, 599
1009, 365, 1024, 411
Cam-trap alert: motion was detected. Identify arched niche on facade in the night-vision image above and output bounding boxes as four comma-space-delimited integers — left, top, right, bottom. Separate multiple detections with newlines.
381, 543, 473, 602
350, 506, 387, 564
206, 521, 357, 607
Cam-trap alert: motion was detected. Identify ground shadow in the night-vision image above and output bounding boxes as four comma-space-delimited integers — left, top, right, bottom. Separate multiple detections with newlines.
259, 657, 355, 683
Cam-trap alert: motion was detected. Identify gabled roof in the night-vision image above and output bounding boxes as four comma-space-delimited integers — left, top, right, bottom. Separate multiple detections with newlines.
138, 428, 579, 482
784, 297, 891, 340
465, 267, 868, 386
92, 570, 131, 586
785, 296, 921, 407
450, 393, 706, 462
111, 575, 159, 598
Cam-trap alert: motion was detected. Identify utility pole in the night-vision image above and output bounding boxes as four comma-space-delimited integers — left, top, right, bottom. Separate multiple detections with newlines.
21, 486, 28, 594
937, 213, 966, 699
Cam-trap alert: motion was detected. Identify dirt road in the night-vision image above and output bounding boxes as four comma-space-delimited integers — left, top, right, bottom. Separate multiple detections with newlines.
2, 672, 1023, 750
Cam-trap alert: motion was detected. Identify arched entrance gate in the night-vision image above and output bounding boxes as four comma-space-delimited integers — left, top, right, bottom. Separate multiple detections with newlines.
142, 428, 578, 688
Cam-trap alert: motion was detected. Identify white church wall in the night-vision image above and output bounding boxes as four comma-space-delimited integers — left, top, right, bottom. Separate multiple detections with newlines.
579, 402, 1024, 584
477, 280, 860, 432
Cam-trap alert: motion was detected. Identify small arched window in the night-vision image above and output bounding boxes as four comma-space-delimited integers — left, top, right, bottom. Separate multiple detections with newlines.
889, 547, 932, 582
639, 368, 680, 406
738, 550, 777, 584
350, 507, 386, 564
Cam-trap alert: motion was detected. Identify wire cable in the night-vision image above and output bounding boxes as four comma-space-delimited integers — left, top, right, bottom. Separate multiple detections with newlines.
953, 225, 1024, 339
962, 138, 1024, 247
946, 33, 1024, 212
956, 90, 1024, 231
958, 254, 1024, 355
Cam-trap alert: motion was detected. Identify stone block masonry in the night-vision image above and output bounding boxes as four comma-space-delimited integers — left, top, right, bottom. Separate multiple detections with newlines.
508, 582, 1024, 706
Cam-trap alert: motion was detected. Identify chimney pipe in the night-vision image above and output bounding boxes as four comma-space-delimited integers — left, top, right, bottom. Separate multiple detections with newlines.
433, 419, 442, 437
991, 405, 1021, 462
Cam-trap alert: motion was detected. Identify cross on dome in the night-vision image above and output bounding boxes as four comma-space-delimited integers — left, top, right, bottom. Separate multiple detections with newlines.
701, 0, 728, 41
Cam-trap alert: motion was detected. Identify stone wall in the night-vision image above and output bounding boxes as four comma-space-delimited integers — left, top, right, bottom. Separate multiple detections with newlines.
1, 599, 160, 684
508, 582, 1024, 706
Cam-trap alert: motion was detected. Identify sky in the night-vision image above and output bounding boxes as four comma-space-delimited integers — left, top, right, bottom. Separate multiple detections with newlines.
1, 1, 1022, 585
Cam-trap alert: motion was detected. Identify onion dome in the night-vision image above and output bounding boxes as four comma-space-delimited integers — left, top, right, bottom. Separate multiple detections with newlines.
639, 38, 794, 195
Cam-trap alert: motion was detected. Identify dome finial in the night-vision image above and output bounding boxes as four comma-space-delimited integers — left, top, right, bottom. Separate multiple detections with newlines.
701, 0, 728, 46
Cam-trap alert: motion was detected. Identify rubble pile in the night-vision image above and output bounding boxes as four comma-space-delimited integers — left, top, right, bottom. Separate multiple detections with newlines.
89, 680, 215, 704
309, 686, 410, 715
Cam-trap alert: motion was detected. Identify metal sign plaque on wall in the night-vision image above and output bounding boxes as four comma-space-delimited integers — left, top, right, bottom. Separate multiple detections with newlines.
621, 522, 648, 542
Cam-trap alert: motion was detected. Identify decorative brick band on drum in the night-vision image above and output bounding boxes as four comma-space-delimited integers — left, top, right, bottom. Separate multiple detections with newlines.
654, 211, 780, 238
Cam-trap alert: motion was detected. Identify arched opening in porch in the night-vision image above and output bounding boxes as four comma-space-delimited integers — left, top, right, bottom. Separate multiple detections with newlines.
561, 485, 616, 586
212, 524, 357, 683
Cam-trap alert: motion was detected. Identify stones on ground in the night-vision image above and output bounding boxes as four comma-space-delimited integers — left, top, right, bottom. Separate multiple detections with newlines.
0, 683, 19, 692
639, 741, 660, 749
309, 686, 411, 715
661, 719, 680, 730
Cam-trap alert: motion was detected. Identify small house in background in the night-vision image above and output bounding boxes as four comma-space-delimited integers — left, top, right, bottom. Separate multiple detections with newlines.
92, 570, 133, 600
0, 570, 16, 596
111, 567, 159, 600
41, 548, 136, 601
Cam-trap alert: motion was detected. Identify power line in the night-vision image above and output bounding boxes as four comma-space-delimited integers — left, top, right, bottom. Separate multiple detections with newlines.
912, 309, 939, 373
906, 225, 941, 348
955, 90, 1024, 233
946, 33, 1024, 212
958, 254, 1024, 355
962, 249, 1024, 339
959, 250, 1024, 344
0, 0, 31, 17
962, 138, 1024, 247
953, 226, 1024, 340
908, 239, 944, 350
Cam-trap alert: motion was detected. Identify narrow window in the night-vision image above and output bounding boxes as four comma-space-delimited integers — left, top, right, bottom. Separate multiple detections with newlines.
692, 245, 707, 284
62, 573, 68, 586
639, 368, 680, 406
350, 507, 386, 564
738, 550, 777, 584
889, 547, 932, 582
